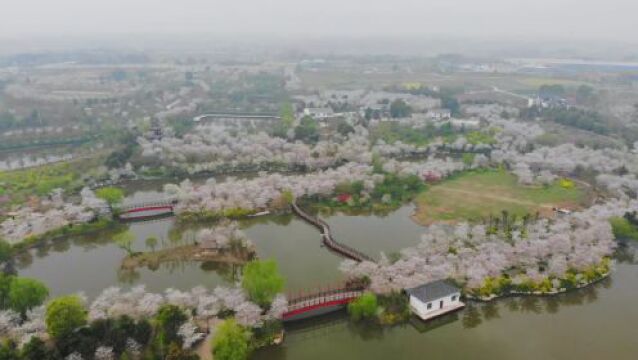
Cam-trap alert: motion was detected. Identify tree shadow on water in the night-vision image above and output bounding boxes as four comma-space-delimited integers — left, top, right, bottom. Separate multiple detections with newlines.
347, 320, 385, 341
462, 303, 483, 329
519, 297, 542, 314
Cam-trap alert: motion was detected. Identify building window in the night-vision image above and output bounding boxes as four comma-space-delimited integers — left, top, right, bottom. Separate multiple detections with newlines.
451, 295, 457, 301
427, 302, 432, 310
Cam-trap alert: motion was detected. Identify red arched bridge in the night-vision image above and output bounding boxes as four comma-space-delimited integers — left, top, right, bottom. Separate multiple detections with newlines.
115, 200, 177, 221
283, 284, 364, 322
292, 201, 374, 262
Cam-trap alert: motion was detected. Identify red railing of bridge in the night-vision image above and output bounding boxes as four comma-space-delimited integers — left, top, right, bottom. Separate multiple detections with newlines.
117, 200, 176, 212
120, 205, 174, 214
114, 200, 177, 220
283, 285, 364, 320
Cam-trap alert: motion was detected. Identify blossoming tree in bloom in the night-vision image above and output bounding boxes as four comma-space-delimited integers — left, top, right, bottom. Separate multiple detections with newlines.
339, 200, 636, 296
0, 283, 289, 350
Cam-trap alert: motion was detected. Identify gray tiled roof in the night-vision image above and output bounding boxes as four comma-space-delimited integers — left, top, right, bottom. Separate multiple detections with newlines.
405, 280, 460, 303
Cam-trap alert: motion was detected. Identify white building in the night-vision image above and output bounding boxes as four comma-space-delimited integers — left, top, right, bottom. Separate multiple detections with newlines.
303, 107, 335, 120
406, 280, 464, 321
450, 118, 481, 130
426, 108, 452, 120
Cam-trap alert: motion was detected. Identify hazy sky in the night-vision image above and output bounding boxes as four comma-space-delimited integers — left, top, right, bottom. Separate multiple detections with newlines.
1, 0, 637, 42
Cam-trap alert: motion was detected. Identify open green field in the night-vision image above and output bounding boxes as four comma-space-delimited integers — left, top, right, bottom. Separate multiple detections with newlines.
413, 170, 588, 224
516, 77, 590, 88
0, 155, 106, 212
299, 69, 589, 92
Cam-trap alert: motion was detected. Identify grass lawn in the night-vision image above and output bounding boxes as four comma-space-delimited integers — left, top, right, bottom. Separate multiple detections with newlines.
610, 217, 638, 241
0, 155, 106, 212
413, 170, 588, 224
516, 77, 590, 89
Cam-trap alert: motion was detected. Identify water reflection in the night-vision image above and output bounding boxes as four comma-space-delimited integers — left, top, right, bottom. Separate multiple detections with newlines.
614, 240, 637, 264
280, 275, 612, 340
461, 303, 482, 328
410, 312, 459, 333
459, 278, 609, 330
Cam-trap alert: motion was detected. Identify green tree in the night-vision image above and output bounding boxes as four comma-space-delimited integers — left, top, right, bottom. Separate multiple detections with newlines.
95, 187, 125, 206
389, 99, 412, 118
21, 337, 58, 360
0, 111, 18, 130
0, 240, 13, 275
241, 259, 285, 307
45, 295, 88, 338
0, 273, 13, 309
8, 277, 48, 318
156, 304, 188, 347
539, 84, 566, 98
462, 153, 476, 166
0, 340, 19, 360
114, 230, 135, 256
576, 85, 595, 104
105, 144, 135, 169
294, 116, 319, 143
145, 236, 159, 252
0, 240, 12, 265
212, 318, 251, 360
347, 292, 378, 321
279, 102, 295, 128
336, 120, 355, 136
166, 342, 198, 360
441, 95, 460, 116
281, 190, 294, 205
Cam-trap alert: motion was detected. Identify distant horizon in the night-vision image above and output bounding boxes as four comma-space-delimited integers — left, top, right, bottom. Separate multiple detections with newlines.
0, 33, 637, 61
2, 0, 637, 43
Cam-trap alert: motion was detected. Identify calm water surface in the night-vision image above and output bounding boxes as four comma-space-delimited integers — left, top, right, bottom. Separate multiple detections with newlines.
16, 182, 638, 360
18, 187, 424, 297
255, 258, 638, 360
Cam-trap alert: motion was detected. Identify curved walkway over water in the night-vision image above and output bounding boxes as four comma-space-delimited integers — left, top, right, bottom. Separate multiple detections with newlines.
283, 285, 364, 321
291, 201, 374, 262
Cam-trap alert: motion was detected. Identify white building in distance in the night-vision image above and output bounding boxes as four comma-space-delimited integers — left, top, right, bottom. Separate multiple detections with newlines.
303, 107, 335, 120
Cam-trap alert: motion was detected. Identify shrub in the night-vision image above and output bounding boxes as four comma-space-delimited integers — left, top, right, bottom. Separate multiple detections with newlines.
212, 318, 252, 360
347, 292, 378, 321
559, 178, 575, 189
156, 304, 188, 347
45, 295, 88, 338
8, 277, 49, 318
95, 187, 125, 206
534, 278, 553, 293
477, 276, 510, 297
241, 259, 285, 307
377, 292, 409, 324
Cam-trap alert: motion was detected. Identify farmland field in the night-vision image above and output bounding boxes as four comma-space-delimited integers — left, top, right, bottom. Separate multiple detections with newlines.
412, 170, 588, 224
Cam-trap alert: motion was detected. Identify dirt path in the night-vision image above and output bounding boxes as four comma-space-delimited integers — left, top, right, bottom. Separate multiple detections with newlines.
194, 318, 221, 360
196, 332, 214, 360
436, 187, 555, 209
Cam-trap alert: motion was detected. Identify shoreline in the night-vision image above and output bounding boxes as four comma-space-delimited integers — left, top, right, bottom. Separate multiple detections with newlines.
120, 244, 256, 271
465, 272, 611, 302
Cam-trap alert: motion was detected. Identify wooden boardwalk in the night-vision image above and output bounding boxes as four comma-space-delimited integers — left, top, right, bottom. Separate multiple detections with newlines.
291, 201, 374, 262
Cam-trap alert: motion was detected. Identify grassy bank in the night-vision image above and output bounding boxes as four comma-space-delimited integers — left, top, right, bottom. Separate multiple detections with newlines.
413, 169, 587, 224
469, 258, 611, 300
120, 244, 256, 271
12, 218, 122, 253
0, 156, 105, 211
610, 216, 638, 241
